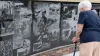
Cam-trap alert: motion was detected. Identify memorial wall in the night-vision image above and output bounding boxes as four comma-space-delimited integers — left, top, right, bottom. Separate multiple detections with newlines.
0, 0, 99, 56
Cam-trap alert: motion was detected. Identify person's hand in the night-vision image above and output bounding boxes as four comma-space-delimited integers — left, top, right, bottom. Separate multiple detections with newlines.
72, 37, 79, 43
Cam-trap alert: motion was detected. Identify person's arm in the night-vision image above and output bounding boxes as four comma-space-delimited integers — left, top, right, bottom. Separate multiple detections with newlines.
75, 24, 84, 38
72, 12, 86, 43
72, 24, 84, 43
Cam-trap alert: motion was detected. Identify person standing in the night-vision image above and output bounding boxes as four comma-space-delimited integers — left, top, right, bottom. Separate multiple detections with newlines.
72, 0, 100, 56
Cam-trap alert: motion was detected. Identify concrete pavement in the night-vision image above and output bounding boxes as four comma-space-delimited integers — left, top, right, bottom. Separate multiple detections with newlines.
63, 51, 79, 56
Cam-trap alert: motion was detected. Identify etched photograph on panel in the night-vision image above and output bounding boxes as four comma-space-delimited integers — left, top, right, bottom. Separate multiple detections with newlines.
17, 39, 30, 56
0, 1, 14, 36
47, 3, 60, 48
33, 2, 60, 53
61, 4, 78, 44
13, 2, 32, 50
0, 38, 13, 56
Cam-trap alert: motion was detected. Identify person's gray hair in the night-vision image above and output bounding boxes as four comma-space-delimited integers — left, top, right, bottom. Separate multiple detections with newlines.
78, 0, 92, 10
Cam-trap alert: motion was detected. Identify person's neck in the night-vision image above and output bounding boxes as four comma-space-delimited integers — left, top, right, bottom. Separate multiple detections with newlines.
84, 8, 91, 11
